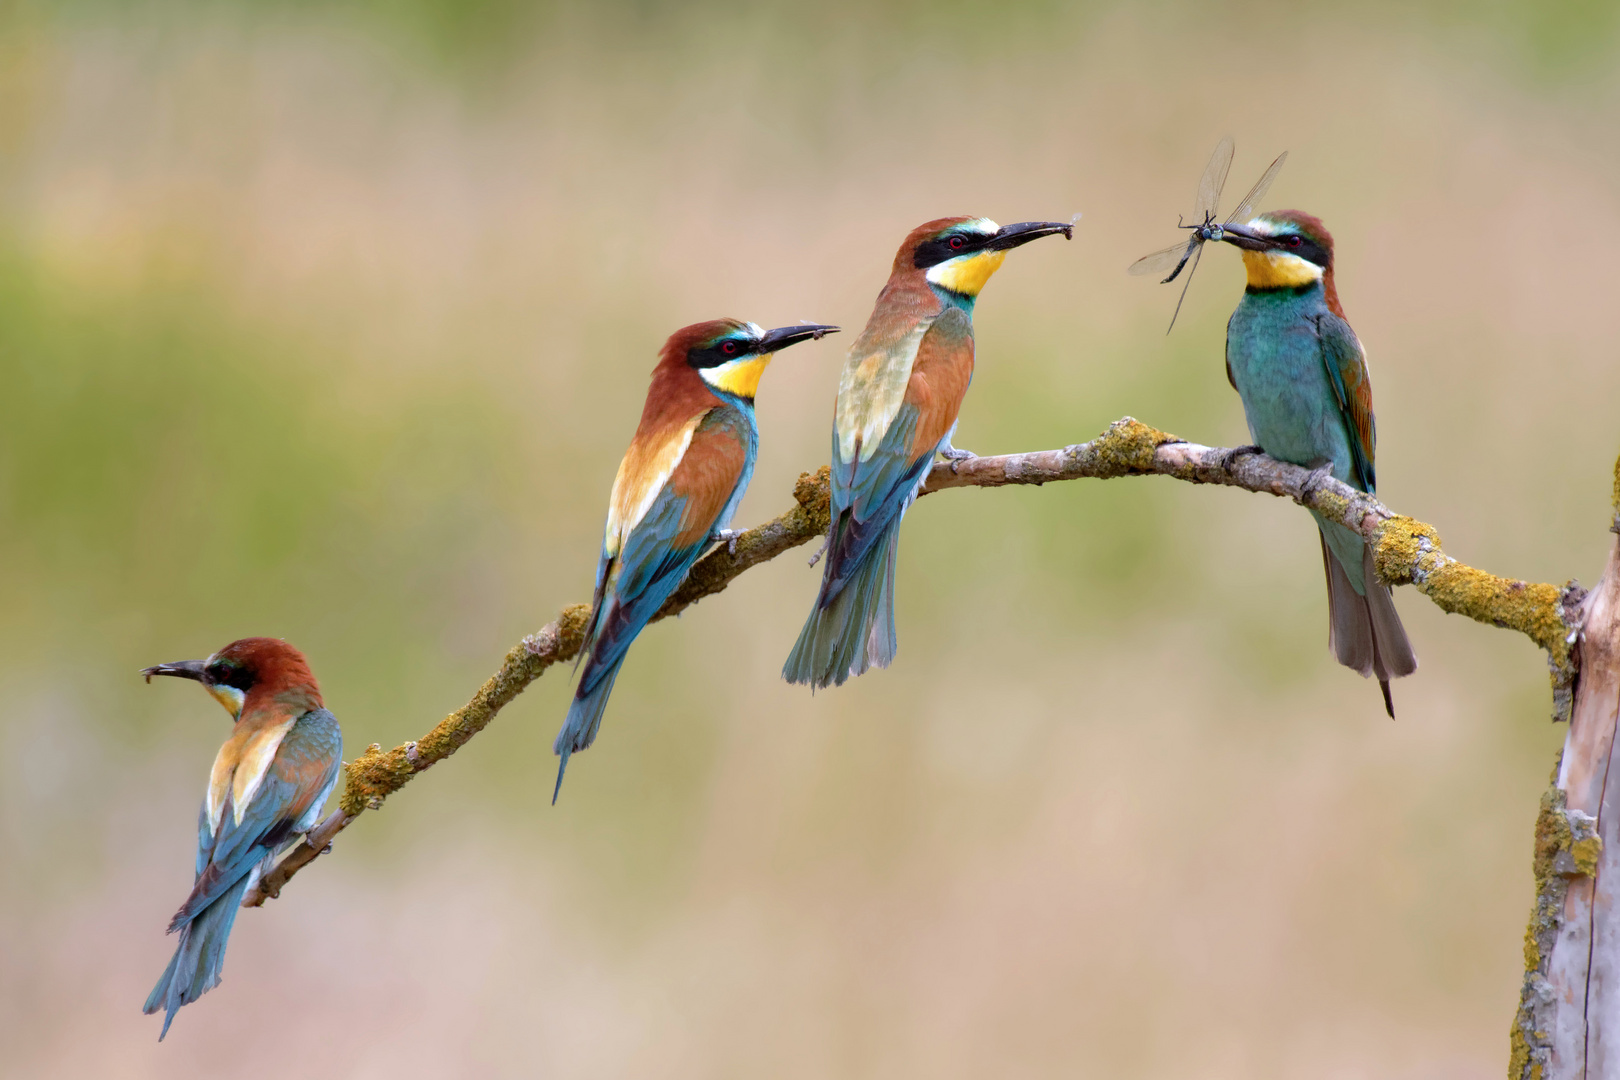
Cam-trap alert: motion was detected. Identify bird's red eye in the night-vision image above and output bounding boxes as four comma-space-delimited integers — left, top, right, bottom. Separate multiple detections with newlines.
948, 235, 966, 250
721, 340, 739, 355
1286, 235, 1303, 248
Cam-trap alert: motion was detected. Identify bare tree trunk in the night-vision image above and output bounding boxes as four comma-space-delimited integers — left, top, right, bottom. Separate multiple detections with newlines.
1516, 526, 1620, 1079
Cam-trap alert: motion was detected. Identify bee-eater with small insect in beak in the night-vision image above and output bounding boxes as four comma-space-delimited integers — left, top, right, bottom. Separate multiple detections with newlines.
783, 217, 1072, 689
141, 637, 342, 1040
555, 318, 838, 800
1218, 211, 1417, 715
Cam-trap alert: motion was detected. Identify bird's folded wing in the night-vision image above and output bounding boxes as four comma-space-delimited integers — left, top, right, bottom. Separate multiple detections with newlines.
834, 316, 932, 469
584, 409, 749, 681
1316, 311, 1377, 493
823, 308, 975, 589
834, 306, 973, 523
176, 708, 342, 930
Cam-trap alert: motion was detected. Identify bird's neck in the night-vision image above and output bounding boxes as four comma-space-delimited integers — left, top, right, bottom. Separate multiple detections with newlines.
927, 281, 979, 316
241, 684, 322, 723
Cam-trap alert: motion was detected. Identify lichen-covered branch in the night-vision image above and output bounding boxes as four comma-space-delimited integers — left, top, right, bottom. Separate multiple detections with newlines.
245, 416, 1578, 907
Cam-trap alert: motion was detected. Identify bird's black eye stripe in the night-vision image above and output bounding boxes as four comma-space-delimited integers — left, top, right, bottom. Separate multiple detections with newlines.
206, 660, 256, 692
688, 337, 755, 368
913, 231, 987, 269
1274, 233, 1329, 267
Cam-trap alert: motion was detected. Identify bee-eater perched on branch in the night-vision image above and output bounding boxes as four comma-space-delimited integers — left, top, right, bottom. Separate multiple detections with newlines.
555, 318, 838, 801
783, 216, 1072, 690
141, 637, 342, 1040
1217, 211, 1417, 715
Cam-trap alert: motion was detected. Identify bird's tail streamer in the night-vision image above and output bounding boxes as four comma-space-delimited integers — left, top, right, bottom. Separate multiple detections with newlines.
552, 656, 625, 803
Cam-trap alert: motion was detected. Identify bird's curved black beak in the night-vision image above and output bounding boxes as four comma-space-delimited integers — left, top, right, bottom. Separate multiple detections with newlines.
758, 324, 840, 352
142, 659, 207, 684
987, 221, 1073, 251
1217, 222, 1272, 252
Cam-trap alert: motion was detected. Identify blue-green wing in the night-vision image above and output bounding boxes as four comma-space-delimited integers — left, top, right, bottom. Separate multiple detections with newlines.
1316, 311, 1376, 494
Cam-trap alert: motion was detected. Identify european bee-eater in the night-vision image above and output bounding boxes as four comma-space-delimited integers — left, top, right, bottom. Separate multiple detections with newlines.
555, 318, 838, 800
141, 637, 341, 1040
782, 216, 1071, 689
1217, 211, 1417, 714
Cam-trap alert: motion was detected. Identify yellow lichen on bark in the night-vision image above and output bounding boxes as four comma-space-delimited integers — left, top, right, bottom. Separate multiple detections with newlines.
1089, 417, 1178, 475
1374, 516, 1570, 666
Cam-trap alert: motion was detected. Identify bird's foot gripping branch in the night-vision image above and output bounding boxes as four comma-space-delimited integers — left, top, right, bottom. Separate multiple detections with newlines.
244, 416, 1582, 913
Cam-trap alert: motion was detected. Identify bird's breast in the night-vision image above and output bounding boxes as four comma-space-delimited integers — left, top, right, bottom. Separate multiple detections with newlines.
1226, 294, 1350, 476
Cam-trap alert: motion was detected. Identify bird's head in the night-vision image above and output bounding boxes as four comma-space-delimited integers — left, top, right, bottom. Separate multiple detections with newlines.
902, 217, 1073, 300
664, 318, 839, 402
1219, 211, 1334, 290
142, 637, 321, 721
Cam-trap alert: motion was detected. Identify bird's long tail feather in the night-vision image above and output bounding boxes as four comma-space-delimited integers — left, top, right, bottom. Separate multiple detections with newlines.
143, 872, 253, 1040
1321, 533, 1418, 717
783, 524, 899, 689
553, 657, 625, 803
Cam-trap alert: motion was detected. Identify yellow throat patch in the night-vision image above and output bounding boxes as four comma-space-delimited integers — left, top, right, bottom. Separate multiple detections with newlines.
926, 249, 1007, 297
1241, 249, 1323, 290
700, 354, 773, 399
207, 683, 245, 718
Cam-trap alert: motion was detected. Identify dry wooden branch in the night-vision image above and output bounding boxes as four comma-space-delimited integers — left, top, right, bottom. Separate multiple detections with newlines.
1512, 471, 1620, 1079
243, 416, 1576, 908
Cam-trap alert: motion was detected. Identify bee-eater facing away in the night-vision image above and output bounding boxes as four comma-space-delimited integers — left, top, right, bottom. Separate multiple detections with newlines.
782, 217, 1072, 690
141, 637, 342, 1040
1217, 211, 1417, 715
555, 318, 838, 800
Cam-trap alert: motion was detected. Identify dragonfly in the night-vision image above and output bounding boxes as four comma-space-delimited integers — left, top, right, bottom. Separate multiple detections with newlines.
1129, 137, 1288, 333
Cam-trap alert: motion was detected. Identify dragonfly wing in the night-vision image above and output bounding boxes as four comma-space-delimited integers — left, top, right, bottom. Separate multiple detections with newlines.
1195, 136, 1234, 221
1224, 150, 1289, 226
1127, 240, 1194, 277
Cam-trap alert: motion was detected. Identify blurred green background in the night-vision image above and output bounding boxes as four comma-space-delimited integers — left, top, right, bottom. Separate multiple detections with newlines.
1, 0, 1617, 1075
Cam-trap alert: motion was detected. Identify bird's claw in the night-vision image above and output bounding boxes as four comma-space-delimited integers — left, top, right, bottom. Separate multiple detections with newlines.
807, 535, 829, 568
1218, 444, 1263, 473
939, 446, 976, 474
713, 529, 741, 556
1299, 462, 1334, 501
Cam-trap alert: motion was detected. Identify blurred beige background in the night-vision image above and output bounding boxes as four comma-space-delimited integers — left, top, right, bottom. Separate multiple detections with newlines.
1, 1, 1617, 1075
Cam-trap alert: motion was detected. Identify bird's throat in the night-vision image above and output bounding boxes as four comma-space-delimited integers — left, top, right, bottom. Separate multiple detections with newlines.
1241, 249, 1323, 290
208, 683, 245, 719
701, 354, 772, 401
926, 249, 1006, 298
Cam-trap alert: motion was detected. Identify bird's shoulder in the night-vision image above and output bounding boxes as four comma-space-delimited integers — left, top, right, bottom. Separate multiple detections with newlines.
276, 707, 341, 772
